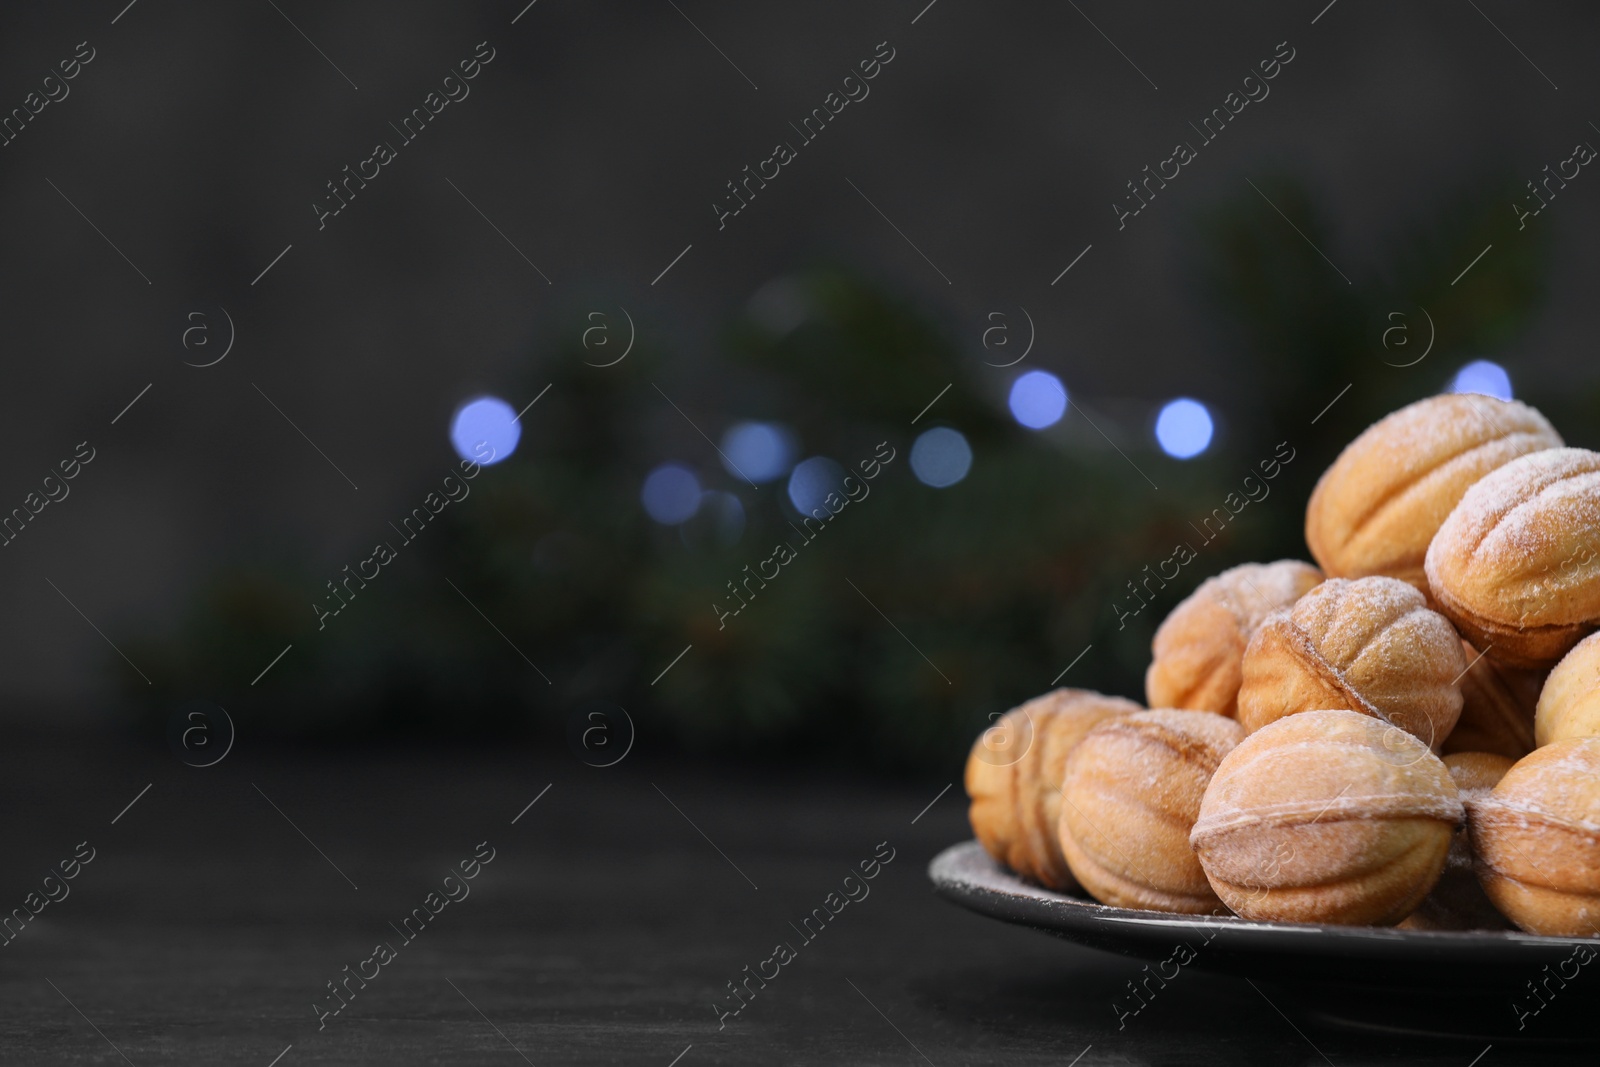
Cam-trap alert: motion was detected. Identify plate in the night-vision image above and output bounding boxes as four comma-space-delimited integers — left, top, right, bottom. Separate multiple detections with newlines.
929, 840, 1595, 1043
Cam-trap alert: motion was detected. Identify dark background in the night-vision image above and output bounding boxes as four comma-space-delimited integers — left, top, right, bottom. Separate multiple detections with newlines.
2, 1, 1599, 1062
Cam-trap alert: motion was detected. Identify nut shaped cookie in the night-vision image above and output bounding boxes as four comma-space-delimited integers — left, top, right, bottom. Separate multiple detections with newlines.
965, 688, 1141, 889
1444, 638, 1541, 759
1469, 738, 1600, 937
1236, 576, 1467, 746
1535, 631, 1600, 747
1426, 447, 1600, 670
1057, 709, 1245, 913
1402, 752, 1516, 931
1191, 709, 1462, 925
1146, 560, 1323, 717
1305, 394, 1561, 589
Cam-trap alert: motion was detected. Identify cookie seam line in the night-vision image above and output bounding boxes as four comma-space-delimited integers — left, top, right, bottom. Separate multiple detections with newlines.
1192, 794, 1465, 839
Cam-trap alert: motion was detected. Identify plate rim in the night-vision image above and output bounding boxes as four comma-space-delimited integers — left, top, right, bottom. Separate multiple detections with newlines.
928, 839, 1594, 954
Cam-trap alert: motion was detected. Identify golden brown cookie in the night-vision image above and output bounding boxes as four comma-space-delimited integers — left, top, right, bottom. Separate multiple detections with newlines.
1191, 709, 1462, 925
1236, 576, 1467, 746
1425, 447, 1600, 669
965, 688, 1141, 889
1401, 752, 1516, 931
1305, 394, 1561, 590
1443, 639, 1541, 759
1056, 709, 1245, 913
1535, 631, 1600, 747
1469, 738, 1600, 937
1145, 560, 1323, 717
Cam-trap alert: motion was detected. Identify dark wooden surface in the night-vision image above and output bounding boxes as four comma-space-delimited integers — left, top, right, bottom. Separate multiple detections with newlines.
0, 733, 1590, 1066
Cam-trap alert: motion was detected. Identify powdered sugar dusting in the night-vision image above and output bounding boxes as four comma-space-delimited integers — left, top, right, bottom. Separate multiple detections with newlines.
1284, 577, 1455, 717
1427, 448, 1600, 624
1291, 577, 1426, 637
1196, 710, 1459, 838
1443, 751, 1514, 802
1207, 560, 1324, 632
1193, 792, 1463, 839
1479, 738, 1600, 833
1099, 708, 1247, 787
1309, 395, 1560, 565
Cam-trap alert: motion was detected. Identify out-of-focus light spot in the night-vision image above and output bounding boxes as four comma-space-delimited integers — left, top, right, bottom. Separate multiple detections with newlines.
699, 491, 745, 547
720, 421, 796, 483
1450, 360, 1513, 402
450, 396, 520, 465
787, 456, 848, 515
747, 277, 811, 337
1008, 370, 1067, 430
641, 464, 701, 525
1155, 398, 1214, 459
910, 427, 973, 488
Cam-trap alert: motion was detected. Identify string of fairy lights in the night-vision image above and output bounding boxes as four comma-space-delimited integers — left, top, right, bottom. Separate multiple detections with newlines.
443, 358, 1513, 536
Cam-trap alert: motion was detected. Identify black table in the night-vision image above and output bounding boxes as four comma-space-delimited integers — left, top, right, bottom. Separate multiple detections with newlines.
1, 731, 1589, 1065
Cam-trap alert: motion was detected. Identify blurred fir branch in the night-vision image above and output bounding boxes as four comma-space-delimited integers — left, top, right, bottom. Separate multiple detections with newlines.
120, 172, 1562, 774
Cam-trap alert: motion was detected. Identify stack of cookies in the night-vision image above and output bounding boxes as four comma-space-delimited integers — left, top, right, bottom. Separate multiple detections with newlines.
965, 394, 1600, 935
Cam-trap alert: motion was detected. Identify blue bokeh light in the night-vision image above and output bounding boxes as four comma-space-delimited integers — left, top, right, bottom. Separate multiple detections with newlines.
787, 456, 848, 515
1154, 398, 1214, 459
1450, 360, 1513, 402
450, 396, 521, 465
1008, 370, 1068, 430
641, 464, 702, 524
720, 421, 796, 483
910, 427, 973, 488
